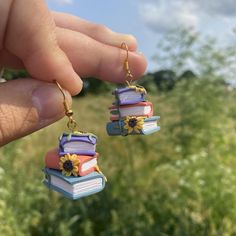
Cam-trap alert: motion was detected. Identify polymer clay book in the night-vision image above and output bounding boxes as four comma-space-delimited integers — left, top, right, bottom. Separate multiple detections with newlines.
59, 132, 97, 156
43, 168, 106, 200
113, 86, 146, 105
43, 132, 106, 199
109, 101, 153, 121
43, 81, 106, 200
106, 84, 160, 136
45, 150, 99, 176
107, 116, 160, 136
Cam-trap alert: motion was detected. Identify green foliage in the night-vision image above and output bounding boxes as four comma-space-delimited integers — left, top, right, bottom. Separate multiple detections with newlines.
154, 27, 236, 80
80, 78, 116, 96
153, 27, 198, 74
137, 74, 157, 93
1, 27, 236, 235
153, 70, 177, 91
2, 69, 28, 80
1, 79, 236, 235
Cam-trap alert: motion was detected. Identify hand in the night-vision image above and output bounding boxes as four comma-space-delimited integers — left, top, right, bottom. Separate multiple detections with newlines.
0, 0, 147, 146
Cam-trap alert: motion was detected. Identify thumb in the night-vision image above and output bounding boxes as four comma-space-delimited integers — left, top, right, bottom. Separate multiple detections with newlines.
4, 0, 82, 95
0, 78, 71, 147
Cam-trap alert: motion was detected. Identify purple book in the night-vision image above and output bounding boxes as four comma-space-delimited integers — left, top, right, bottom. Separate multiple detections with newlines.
59, 132, 97, 156
113, 86, 146, 105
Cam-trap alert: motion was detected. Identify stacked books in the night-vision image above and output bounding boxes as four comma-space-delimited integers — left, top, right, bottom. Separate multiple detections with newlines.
43, 132, 106, 200
107, 85, 160, 136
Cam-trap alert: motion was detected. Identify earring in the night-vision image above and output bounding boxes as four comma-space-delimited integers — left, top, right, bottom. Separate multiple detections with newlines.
43, 81, 107, 200
106, 42, 160, 136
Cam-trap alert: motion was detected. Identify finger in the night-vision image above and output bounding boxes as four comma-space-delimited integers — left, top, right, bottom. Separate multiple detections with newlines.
0, 49, 23, 69
4, 0, 82, 95
0, 78, 71, 146
57, 28, 147, 83
52, 12, 137, 51
1, 27, 147, 82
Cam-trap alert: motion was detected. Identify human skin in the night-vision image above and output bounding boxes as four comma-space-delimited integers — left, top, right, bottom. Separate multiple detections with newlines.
0, 0, 147, 146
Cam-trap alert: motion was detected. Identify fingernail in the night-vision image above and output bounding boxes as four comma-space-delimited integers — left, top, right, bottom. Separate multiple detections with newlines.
71, 71, 83, 95
32, 84, 71, 120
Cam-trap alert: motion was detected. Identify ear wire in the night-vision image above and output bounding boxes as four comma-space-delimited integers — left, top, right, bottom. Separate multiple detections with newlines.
121, 42, 133, 83
54, 80, 78, 132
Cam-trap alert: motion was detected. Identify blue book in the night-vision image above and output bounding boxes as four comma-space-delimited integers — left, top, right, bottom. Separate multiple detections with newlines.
106, 116, 160, 136
43, 168, 106, 200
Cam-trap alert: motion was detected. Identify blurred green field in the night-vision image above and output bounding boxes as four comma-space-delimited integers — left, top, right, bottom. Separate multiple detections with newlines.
1, 79, 236, 236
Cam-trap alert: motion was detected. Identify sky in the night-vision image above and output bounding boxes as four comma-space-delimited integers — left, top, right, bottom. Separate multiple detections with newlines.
47, 0, 236, 72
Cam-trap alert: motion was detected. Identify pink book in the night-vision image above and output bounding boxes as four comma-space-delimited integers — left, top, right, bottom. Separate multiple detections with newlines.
109, 101, 153, 121
45, 149, 99, 176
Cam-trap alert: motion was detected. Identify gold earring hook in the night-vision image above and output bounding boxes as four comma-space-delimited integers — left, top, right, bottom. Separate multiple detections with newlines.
120, 42, 133, 83
54, 80, 78, 132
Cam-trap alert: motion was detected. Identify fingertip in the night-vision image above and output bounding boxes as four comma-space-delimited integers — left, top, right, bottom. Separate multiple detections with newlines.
65, 69, 83, 96
51, 49, 83, 95
133, 51, 148, 77
125, 34, 138, 51
49, 50, 83, 96
115, 34, 137, 51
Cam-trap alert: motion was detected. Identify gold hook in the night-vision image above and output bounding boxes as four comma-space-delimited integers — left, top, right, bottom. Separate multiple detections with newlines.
120, 42, 133, 82
121, 42, 129, 62
54, 80, 78, 132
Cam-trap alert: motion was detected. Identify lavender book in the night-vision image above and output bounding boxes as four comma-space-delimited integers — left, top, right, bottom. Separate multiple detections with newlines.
113, 86, 146, 105
59, 132, 97, 156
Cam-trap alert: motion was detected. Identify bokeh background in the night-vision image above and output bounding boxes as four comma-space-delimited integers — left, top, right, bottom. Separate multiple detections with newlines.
1, 1, 236, 235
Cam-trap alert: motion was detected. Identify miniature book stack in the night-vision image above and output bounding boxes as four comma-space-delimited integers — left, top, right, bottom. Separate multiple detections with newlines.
107, 85, 160, 136
43, 132, 106, 200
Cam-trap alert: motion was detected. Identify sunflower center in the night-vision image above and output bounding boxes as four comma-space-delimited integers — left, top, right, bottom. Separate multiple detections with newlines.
128, 118, 138, 128
63, 160, 74, 171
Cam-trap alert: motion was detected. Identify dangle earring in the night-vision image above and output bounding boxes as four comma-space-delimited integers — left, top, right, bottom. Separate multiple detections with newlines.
106, 42, 160, 136
43, 81, 106, 200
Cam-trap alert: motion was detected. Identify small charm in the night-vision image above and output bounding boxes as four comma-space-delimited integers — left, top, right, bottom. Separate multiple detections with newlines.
43, 81, 106, 200
106, 43, 160, 136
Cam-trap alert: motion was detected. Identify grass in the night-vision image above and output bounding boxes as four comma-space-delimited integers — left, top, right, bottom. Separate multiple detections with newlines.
1, 80, 236, 235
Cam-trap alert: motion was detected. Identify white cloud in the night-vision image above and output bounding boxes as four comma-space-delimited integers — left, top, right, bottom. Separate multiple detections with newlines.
139, 0, 198, 33
191, 0, 236, 17
139, 0, 236, 33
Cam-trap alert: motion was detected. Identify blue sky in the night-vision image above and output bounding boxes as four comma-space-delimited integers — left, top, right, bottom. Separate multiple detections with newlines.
48, 0, 236, 72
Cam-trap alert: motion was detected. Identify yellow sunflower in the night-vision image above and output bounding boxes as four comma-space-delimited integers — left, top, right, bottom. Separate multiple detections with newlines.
124, 116, 144, 134
59, 154, 80, 176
